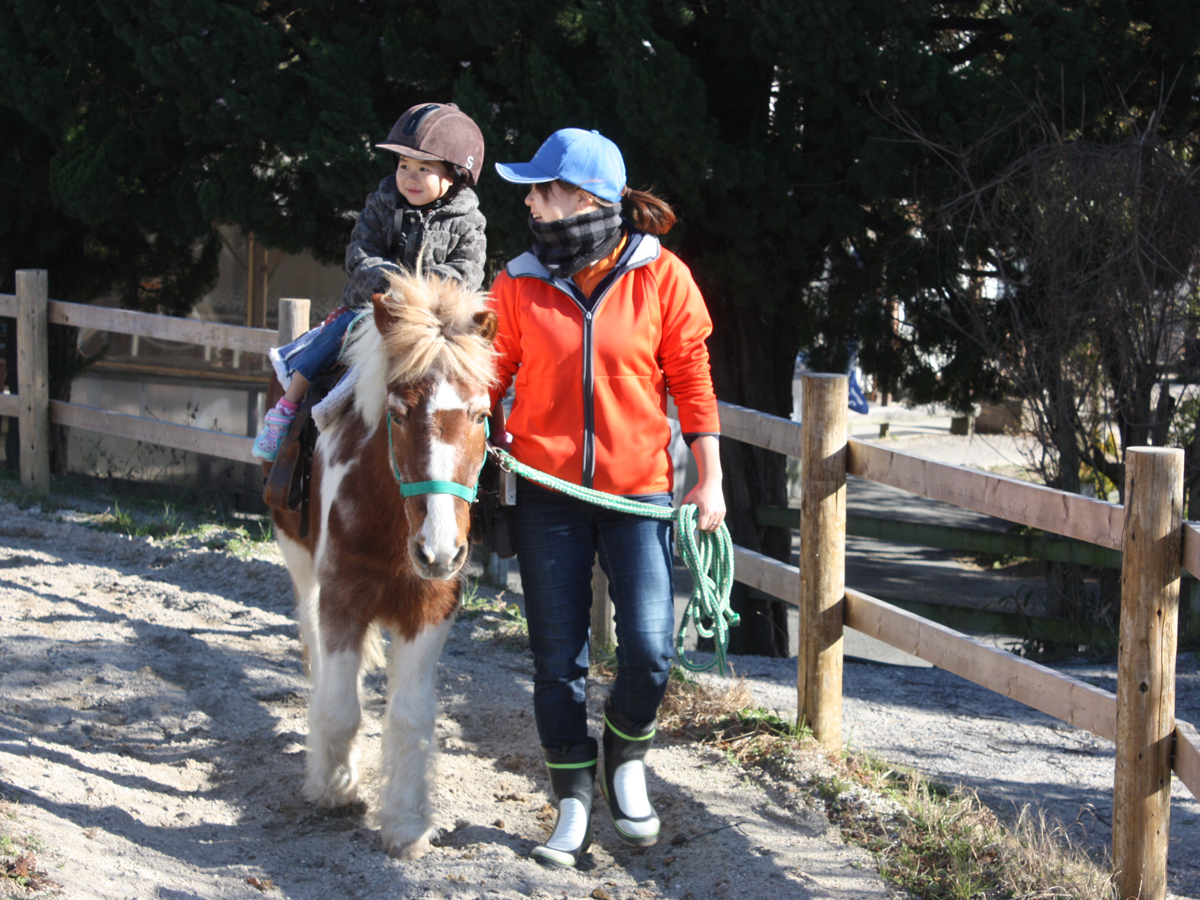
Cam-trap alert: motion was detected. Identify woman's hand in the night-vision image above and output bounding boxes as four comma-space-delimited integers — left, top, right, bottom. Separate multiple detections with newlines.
683, 435, 726, 532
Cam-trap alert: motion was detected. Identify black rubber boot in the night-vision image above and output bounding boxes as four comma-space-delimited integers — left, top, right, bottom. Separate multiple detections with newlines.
600, 700, 660, 846
530, 738, 597, 869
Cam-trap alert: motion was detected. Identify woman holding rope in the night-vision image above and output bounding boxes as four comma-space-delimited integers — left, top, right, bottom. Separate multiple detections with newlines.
488, 128, 725, 868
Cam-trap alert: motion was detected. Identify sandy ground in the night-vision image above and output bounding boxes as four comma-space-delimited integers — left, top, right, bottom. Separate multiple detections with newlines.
0, 497, 888, 900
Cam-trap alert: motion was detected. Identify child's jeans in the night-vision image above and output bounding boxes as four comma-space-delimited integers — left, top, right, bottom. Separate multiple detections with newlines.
271, 308, 359, 388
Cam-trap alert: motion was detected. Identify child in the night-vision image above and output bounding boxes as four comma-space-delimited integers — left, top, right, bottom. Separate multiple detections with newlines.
253, 102, 487, 460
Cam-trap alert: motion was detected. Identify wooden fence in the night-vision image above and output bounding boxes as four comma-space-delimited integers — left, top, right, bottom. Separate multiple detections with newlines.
722, 373, 1200, 900
0, 270, 311, 492
5, 270, 1198, 897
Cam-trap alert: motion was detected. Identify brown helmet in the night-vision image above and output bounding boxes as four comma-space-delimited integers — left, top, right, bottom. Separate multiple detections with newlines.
376, 102, 485, 186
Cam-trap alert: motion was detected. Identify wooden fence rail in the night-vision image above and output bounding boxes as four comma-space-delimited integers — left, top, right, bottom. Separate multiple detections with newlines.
0, 271, 309, 487
721, 376, 1198, 900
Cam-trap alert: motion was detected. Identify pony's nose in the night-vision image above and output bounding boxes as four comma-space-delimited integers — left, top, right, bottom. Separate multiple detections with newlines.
410, 537, 469, 579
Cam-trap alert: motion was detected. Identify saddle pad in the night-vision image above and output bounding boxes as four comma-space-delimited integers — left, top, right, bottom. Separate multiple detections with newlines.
310, 367, 358, 432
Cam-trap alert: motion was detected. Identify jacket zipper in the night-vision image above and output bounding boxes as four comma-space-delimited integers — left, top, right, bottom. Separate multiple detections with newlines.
521, 235, 647, 490
565, 262, 628, 489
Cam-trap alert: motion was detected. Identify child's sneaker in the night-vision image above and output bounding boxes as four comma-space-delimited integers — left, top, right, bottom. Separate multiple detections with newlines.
252, 406, 296, 461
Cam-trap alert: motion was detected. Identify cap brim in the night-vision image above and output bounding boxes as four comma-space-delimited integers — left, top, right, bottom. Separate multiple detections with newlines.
494, 161, 557, 184
376, 143, 443, 160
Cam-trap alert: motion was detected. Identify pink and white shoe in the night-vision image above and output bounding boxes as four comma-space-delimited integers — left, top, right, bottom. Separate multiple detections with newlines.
252, 406, 296, 461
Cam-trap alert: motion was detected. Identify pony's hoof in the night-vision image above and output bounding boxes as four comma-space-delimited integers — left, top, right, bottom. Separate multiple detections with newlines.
303, 768, 358, 808
387, 835, 432, 860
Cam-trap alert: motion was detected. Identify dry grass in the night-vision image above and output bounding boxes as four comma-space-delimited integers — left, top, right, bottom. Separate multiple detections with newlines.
0, 799, 59, 899
652, 673, 1117, 900
457, 580, 529, 651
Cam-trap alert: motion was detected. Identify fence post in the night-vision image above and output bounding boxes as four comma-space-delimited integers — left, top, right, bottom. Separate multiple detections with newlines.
1114, 446, 1183, 900
798, 373, 848, 749
277, 298, 310, 344
15, 270, 50, 494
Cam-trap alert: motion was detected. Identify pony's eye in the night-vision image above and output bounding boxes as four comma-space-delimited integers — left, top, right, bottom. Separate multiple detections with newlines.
475, 412, 488, 425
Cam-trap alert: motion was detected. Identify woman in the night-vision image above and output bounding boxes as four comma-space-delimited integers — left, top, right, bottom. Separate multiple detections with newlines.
489, 128, 725, 868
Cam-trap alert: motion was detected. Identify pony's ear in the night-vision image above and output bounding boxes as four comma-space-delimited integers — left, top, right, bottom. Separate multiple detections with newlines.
371, 292, 398, 334
473, 310, 499, 344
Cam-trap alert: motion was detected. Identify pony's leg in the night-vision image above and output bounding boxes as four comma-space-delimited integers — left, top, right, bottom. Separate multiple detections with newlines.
275, 529, 322, 677
378, 615, 454, 859
304, 625, 367, 808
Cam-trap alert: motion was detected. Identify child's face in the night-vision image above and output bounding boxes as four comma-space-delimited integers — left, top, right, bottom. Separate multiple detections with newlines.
395, 155, 454, 206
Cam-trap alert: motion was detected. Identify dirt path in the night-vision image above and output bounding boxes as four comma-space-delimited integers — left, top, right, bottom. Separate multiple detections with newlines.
0, 498, 887, 900
3, 491, 1198, 899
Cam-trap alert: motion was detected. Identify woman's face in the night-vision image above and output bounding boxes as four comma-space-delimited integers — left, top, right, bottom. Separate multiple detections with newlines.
526, 182, 596, 223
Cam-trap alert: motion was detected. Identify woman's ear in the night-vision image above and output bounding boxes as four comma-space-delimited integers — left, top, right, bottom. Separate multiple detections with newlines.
575, 190, 599, 216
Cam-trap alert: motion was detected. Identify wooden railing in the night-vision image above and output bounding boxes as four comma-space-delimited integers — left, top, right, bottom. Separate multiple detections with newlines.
0, 270, 311, 492
719, 374, 1199, 900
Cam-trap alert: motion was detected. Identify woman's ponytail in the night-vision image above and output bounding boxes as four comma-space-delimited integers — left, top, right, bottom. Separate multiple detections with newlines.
623, 187, 677, 235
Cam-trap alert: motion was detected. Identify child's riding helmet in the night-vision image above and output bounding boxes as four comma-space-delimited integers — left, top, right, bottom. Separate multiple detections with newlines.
378, 103, 485, 186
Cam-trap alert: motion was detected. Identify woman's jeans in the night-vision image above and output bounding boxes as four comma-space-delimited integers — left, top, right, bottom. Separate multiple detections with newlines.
512, 480, 675, 752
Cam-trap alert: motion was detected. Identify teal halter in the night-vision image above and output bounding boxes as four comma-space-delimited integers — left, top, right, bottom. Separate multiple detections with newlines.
387, 411, 488, 503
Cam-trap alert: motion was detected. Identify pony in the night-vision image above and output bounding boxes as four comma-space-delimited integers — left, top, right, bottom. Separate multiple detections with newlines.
269, 270, 497, 859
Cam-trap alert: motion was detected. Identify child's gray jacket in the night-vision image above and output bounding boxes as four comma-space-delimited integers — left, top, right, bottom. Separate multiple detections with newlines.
343, 176, 487, 307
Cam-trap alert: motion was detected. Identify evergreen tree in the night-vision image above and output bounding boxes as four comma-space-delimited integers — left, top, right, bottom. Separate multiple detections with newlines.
3, 0, 1198, 651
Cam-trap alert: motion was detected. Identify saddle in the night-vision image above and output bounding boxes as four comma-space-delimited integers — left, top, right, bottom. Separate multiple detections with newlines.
261, 365, 346, 536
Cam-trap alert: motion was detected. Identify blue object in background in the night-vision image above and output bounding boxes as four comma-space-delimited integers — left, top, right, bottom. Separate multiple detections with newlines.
796, 347, 869, 414
848, 366, 869, 414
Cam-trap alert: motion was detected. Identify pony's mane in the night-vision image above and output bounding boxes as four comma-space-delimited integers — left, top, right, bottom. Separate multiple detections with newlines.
343, 270, 496, 391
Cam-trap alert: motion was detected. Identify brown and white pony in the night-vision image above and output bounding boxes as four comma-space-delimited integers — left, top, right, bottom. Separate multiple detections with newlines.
270, 270, 497, 859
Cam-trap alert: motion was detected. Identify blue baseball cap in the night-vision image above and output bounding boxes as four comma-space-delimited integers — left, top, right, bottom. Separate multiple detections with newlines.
494, 128, 626, 204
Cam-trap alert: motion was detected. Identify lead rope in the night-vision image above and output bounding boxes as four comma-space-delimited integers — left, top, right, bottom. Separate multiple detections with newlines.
487, 447, 739, 675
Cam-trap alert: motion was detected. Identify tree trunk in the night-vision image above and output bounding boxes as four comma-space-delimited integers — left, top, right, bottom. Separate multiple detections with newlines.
705, 293, 796, 658
48, 323, 80, 475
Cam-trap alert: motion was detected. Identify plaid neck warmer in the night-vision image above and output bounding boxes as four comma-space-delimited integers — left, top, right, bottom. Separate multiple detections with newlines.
529, 204, 624, 280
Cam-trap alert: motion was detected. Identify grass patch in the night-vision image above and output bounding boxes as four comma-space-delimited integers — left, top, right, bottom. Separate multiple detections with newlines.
457, 578, 528, 651
0, 800, 59, 898
92, 501, 184, 539
0, 472, 275, 555
656, 676, 1115, 900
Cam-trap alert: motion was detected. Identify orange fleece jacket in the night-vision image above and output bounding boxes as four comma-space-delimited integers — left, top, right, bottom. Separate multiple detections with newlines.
489, 232, 720, 495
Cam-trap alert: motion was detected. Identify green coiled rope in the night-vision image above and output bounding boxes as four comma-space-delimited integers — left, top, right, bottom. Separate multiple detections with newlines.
487, 446, 739, 675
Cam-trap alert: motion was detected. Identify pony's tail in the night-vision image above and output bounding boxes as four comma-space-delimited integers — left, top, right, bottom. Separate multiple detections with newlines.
623, 186, 677, 235
362, 623, 387, 670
